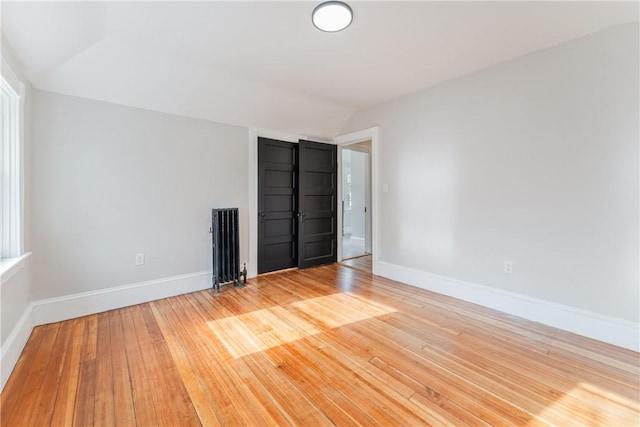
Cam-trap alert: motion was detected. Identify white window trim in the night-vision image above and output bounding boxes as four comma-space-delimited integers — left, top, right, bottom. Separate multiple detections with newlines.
0, 252, 30, 283
1, 58, 25, 260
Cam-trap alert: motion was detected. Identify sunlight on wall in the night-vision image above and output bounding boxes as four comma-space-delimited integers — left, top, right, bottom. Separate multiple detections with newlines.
208, 293, 396, 359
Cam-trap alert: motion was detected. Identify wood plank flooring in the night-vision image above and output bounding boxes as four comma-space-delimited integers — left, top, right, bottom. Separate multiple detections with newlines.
2, 264, 639, 426
341, 254, 372, 273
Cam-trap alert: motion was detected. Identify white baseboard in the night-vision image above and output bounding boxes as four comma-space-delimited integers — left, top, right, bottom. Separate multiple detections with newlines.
1, 302, 34, 391
3, 263, 636, 393
1, 270, 215, 391
32, 271, 213, 326
377, 261, 639, 352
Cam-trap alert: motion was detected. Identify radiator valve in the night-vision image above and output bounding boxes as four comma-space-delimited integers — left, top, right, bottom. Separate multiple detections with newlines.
241, 263, 248, 285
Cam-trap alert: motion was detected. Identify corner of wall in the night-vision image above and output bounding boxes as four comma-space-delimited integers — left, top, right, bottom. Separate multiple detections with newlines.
0, 303, 34, 391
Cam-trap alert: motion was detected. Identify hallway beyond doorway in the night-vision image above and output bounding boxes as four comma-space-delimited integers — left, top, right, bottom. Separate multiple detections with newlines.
340, 254, 372, 273
342, 235, 366, 259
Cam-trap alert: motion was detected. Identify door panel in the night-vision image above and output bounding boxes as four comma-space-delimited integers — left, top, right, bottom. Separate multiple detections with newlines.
265, 218, 295, 237
258, 138, 298, 274
298, 140, 337, 269
304, 217, 332, 234
265, 194, 294, 212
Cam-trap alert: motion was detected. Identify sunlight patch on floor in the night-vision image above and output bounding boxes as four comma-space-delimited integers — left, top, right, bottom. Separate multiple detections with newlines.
532, 382, 640, 425
208, 293, 396, 358
291, 292, 396, 328
209, 306, 320, 359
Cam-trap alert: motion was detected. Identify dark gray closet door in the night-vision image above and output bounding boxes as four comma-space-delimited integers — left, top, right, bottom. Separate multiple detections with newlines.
297, 140, 337, 269
257, 137, 298, 273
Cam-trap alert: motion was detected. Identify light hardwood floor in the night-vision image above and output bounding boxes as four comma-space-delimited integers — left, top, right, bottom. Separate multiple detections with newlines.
2, 264, 639, 426
340, 254, 372, 273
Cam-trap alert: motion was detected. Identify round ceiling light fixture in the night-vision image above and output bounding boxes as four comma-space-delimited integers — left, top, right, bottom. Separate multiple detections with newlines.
312, 1, 353, 32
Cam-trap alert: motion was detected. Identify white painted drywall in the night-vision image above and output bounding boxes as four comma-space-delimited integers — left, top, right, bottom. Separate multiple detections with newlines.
350, 150, 368, 241
1, 259, 30, 345
341, 150, 351, 237
340, 23, 639, 323
31, 90, 249, 300
3, 2, 638, 138
365, 152, 372, 254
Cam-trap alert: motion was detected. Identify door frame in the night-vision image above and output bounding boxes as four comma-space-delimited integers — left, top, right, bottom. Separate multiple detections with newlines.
248, 127, 332, 278
248, 126, 378, 277
334, 127, 379, 275
341, 143, 372, 258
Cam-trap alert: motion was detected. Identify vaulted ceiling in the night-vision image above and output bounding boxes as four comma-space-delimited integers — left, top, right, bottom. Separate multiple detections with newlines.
2, 1, 637, 138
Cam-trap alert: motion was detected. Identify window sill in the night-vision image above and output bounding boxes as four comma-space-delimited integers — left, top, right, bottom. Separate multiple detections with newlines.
0, 252, 31, 283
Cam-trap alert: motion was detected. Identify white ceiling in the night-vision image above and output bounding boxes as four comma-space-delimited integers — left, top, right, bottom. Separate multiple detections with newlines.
2, 1, 638, 138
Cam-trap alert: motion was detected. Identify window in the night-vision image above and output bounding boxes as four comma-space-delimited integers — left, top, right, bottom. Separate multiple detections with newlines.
1, 59, 24, 260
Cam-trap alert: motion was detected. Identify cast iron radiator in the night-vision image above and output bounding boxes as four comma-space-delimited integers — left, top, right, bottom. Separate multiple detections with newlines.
211, 208, 247, 292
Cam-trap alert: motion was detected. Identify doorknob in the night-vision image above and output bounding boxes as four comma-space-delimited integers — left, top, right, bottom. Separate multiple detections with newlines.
298, 211, 305, 221
258, 211, 265, 217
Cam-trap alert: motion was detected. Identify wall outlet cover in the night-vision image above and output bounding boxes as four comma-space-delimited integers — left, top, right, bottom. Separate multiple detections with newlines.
135, 253, 145, 266
504, 261, 513, 274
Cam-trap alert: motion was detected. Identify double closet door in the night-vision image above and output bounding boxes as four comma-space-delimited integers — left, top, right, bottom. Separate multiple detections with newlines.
257, 137, 337, 274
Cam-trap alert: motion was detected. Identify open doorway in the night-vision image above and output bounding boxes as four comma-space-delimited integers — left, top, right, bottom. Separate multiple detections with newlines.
249, 126, 378, 278
341, 141, 371, 260
334, 127, 378, 275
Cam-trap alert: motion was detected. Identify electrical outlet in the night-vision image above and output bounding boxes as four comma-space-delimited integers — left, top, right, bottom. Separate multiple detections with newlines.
382, 183, 389, 193
504, 261, 513, 274
135, 253, 145, 266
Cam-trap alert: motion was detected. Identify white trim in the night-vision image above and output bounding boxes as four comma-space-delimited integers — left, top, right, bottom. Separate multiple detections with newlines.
334, 128, 377, 146
0, 69, 24, 259
248, 127, 312, 277
248, 126, 258, 278
249, 127, 377, 274
256, 128, 302, 144
333, 127, 379, 275
377, 261, 640, 351
0, 251, 31, 283
0, 302, 33, 391
337, 150, 343, 260
1, 269, 215, 391
1, 56, 28, 259
249, 127, 299, 277
31, 270, 212, 326
1, 58, 25, 99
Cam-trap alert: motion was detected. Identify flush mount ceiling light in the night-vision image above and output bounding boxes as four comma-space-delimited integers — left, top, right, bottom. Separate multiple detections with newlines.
312, 1, 353, 32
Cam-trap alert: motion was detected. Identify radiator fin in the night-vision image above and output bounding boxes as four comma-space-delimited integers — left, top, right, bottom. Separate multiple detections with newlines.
212, 208, 245, 292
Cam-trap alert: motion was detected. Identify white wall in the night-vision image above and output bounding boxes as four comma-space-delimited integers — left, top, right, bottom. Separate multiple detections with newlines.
31, 90, 249, 300
340, 23, 639, 324
342, 149, 352, 235
1, 258, 30, 345
342, 148, 369, 241
350, 150, 368, 240
0, 256, 32, 390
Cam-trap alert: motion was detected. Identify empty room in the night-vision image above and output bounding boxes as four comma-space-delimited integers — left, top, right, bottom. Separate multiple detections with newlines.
1, 1, 638, 425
